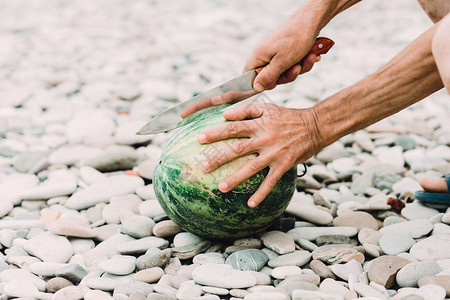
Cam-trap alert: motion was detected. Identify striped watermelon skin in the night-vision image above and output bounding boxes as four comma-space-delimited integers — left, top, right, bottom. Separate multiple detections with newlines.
153, 104, 297, 239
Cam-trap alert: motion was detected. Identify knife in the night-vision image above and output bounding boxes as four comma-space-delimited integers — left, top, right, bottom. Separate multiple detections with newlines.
136, 37, 334, 135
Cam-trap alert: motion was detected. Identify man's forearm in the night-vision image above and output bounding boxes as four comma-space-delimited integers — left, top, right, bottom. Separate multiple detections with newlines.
312, 22, 444, 149
290, 0, 362, 36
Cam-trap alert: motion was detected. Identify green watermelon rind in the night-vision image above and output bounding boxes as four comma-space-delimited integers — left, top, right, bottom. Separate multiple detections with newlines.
153, 104, 297, 239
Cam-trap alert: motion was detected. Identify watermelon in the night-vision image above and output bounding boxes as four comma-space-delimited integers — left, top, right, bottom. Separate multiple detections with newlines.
153, 104, 297, 239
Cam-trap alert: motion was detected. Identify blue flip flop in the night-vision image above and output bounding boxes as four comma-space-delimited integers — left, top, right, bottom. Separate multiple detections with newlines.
415, 174, 450, 205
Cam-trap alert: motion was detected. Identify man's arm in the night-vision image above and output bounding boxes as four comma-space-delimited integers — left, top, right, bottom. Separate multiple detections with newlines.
246, 0, 362, 91
199, 19, 444, 208
310, 22, 444, 150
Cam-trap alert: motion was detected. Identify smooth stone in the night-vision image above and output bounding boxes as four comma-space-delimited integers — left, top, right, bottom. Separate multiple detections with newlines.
83, 233, 133, 267
392, 177, 422, 194
201, 286, 229, 295
225, 249, 268, 271
383, 216, 407, 227
268, 250, 311, 268
368, 255, 411, 288
3, 278, 40, 298
310, 259, 335, 279
46, 277, 74, 293
53, 285, 86, 299
114, 121, 152, 146
410, 235, 450, 260
121, 215, 155, 238
138, 200, 165, 218
85, 277, 118, 291
136, 248, 171, 270
296, 238, 319, 252
113, 281, 154, 297
91, 224, 121, 242
20, 170, 77, 200
418, 275, 450, 297
102, 194, 142, 224
315, 235, 351, 246
153, 220, 183, 238
244, 291, 288, 300
50, 218, 97, 238
171, 240, 211, 260
176, 281, 202, 299
245, 271, 272, 285
432, 223, 450, 235
260, 231, 295, 254
396, 261, 442, 287
319, 278, 349, 296
146, 293, 177, 300
358, 227, 382, 245
332, 211, 378, 231
28, 261, 66, 277
330, 259, 363, 281
78, 166, 107, 184
193, 252, 225, 265
233, 238, 263, 249
351, 170, 375, 194
84, 289, 114, 300
415, 284, 446, 300
0, 269, 47, 292
312, 244, 365, 264
55, 263, 88, 284
277, 275, 321, 297
378, 231, 416, 255
82, 145, 139, 172
286, 202, 333, 225
271, 266, 302, 279
134, 267, 165, 283
7, 255, 41, 269
292, 289, 344, 300
401, 202, 440, 220
135, 184, 156, 200
173, 232, 205, 248
192, 263, 257, 289
287, 226, 358, 241
98, 255, 136, 275
379, 219, 433, 238
23, 232, 73, 263
117, 236, 169, 255
65, 175, 144, 210
353, 282, 387, 299
0, 201, 13, 218
70, 238, 95, 254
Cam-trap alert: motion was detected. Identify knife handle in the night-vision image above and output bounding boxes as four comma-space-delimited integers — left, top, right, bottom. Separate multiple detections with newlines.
254, 37, 334, 74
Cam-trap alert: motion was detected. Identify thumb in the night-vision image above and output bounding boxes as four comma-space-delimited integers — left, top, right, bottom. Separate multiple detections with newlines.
253, 56, 289, 92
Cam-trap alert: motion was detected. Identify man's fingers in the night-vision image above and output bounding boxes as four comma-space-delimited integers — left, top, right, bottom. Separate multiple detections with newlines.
200, 139, 258, 173
247, 167, 284, 208
198, 120, 255, 144
252, 55, 290, 92
299, 53, 317, 75
218, 156, 268, 193
277, 64, 302, 85
222, 103, 265, 121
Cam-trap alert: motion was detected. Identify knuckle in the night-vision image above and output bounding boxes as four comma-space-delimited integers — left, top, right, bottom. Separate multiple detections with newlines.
233, 141, 245, 154
226, 122, 239, 135
249, 159, 261, 172
267, 176, 279, 188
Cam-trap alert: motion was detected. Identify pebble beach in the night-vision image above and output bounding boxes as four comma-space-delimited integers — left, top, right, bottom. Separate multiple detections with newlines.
0, 0, 450, 299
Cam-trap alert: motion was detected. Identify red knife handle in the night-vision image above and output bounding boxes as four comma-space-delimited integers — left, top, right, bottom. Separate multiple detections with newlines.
255, 37, 334, 74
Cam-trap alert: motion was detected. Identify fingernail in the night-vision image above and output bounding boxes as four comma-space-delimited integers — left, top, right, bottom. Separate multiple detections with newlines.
218, 181, 228, 192
201, 160, 209, 171
248, 201, 256, 208
254, 83, 264, 92
198, 134, 206, 143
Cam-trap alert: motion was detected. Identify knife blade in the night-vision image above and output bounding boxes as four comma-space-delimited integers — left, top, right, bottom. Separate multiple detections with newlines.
136, 37, 334, 135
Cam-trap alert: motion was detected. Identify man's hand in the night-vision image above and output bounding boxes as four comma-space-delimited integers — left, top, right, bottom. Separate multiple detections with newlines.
244, 16, 321, 93
197, 103, 323, 208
